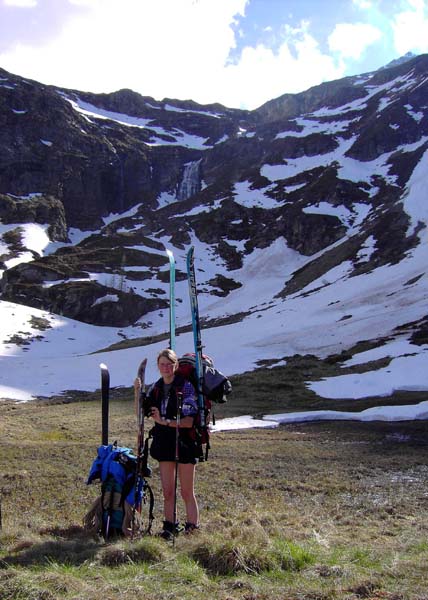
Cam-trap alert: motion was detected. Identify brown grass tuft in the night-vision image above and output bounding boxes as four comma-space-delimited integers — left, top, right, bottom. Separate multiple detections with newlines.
99, 537, 167, 566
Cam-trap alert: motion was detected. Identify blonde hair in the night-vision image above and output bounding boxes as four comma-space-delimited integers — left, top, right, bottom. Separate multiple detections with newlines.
157, 348, 178, 366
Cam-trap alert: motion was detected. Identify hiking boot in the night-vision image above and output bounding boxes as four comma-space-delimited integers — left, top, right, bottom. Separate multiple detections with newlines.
184, 522, 200, 534
158, 520, 179, 540
159, 529, 174, 541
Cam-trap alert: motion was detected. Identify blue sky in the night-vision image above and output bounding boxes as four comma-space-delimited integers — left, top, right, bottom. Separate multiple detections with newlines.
1, 0, 428, 109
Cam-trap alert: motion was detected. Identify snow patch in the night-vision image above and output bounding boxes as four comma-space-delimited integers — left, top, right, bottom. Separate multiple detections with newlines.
92, 295, 120, 307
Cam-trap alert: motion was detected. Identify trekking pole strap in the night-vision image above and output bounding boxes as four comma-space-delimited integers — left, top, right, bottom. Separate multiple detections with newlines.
144, 481, 155, 535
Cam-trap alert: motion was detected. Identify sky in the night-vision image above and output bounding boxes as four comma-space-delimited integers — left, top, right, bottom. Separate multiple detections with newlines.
1, 0, 428, 109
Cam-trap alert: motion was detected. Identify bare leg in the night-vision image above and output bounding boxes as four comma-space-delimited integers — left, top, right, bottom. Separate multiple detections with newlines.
158, 461, 176, 522
179, 463, 199, 525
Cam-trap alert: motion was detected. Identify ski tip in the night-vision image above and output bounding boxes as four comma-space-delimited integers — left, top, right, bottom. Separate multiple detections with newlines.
137, 358, 147, 377
165, 248, 174, 259
99, 363, 108, 371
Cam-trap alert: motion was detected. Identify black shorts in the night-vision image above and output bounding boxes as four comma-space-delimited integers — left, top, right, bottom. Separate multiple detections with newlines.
149, 427, 198, 465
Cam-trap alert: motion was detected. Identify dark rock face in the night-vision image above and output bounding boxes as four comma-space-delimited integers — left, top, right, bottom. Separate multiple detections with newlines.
1, 277, 165, 327
0, 251, 167, 326
1, 54, 428, 326
0, 69, 248, 229
0, 193, 68, 241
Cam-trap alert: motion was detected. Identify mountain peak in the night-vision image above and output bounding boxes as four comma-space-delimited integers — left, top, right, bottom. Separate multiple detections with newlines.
379, 51, 417, 70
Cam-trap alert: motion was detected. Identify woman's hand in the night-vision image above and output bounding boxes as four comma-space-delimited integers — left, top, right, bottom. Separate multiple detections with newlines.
149, 406, 162, 423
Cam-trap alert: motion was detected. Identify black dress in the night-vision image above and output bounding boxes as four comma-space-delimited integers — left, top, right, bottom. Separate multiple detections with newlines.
148, 374, 199, 465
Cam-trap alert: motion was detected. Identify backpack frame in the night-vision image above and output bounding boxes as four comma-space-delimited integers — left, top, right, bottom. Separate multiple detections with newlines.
174, 353, 232, 461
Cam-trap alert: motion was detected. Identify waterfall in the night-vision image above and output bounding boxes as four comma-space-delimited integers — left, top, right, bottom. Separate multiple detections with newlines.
177, 160, 201, 201
117, 155, 125, 212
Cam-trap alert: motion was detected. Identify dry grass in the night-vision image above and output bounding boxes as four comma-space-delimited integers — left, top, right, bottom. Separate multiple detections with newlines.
0, 388, 428, 599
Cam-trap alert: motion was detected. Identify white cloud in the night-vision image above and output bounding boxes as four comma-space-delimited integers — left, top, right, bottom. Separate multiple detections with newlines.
220, 21, 344, 109
4, 0, 37, 6
328, 22, 382, 60
352, 0, 373, 9
392, 0, 428, 55
66, 0, 98, 5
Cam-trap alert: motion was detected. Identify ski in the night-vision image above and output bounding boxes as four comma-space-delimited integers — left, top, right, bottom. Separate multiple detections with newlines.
166, 248, 176, 351
133, 358, 154, 536
99, 362, 112, 539
100, 363, 110, 445
186, 246, 206, 429
135, 358, 148, 473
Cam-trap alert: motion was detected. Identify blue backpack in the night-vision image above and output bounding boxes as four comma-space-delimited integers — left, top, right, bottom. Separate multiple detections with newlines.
85, 443, 154, 538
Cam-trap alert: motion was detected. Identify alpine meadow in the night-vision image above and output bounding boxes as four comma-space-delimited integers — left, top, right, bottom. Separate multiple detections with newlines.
1, 52, 428, 599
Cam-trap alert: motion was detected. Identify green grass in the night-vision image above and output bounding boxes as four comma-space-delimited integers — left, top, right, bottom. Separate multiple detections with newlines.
1, 369, 428, 599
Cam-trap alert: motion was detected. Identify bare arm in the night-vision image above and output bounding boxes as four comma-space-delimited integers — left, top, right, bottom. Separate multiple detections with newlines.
149, 406, 194, 429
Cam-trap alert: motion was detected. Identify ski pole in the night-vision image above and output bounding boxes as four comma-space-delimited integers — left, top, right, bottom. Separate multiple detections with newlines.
172, 391, 183, 545
105, 489, 113, 540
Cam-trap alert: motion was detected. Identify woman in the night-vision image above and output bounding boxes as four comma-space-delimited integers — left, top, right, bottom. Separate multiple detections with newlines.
134, 348, 199, 539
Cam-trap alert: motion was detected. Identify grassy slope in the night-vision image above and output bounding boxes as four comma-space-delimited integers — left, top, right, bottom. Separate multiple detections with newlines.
0, 368, 428, 600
